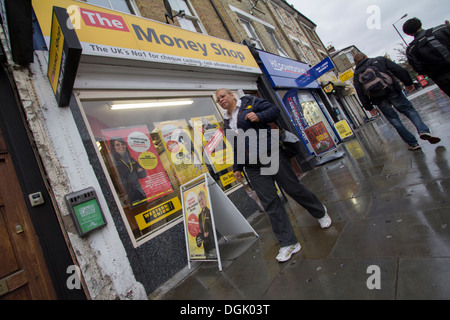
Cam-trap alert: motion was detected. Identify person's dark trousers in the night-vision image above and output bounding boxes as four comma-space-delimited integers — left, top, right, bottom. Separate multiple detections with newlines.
432, 72, 450, 97
377, 91, 430, 146
245, 151, 325, 247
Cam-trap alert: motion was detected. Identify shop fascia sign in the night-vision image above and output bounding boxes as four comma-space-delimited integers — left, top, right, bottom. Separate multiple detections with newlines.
258, 50, 320, 89
295, 57, 335, 87
32, 0, 260, 74
47, 6, 82, 107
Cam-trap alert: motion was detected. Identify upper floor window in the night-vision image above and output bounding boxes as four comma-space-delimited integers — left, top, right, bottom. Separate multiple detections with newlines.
293, 39, 309, 64
86, 0, 137, 15
167, 0, 206, 34
240, 19, 264, 50
267, 29, 289, 58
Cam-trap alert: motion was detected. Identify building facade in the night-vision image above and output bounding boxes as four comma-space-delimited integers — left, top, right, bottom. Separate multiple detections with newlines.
0, 0, 361, 300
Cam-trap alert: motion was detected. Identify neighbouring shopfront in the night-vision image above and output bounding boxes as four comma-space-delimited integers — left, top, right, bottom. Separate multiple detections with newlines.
28, 0, 263, 297
257, 50, 340, 164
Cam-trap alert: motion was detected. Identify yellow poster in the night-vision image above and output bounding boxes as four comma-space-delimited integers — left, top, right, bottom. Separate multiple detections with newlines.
135, 197, 182, 230
47, 9, 64, 94
334, 119, 354, 140
338, 69, 354, 83
154, 120, 207, 185
182, 180, 217, 260
191, 115, 233, 173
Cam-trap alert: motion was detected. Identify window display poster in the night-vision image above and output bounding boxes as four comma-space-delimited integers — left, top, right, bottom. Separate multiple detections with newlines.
182, 180, 218, 261
304, 121, 336, 155
154, 120, 208, 184
135, 196, 182, 230
334, 119, 353, 140
191, 115, 233, 173
282, 89, 310, 146
102, 125, 173, 207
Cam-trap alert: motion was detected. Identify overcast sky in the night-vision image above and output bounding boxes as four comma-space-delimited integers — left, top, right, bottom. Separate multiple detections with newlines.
287, 0, 450, 61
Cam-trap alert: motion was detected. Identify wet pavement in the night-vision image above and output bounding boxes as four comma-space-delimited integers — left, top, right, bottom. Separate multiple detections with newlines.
152, 85, 450, 300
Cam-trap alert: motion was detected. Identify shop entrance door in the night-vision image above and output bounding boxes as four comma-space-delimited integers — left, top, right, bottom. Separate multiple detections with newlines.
0, 128, 57, 300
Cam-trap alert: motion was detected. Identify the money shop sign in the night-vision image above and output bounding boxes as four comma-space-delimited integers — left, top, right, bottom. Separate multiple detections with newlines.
33, 0, 261, 74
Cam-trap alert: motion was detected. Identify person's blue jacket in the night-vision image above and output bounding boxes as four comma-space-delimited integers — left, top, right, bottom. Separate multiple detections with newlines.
223, 95, 280, 172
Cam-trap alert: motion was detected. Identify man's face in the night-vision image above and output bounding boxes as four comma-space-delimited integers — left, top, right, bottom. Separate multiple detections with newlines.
199, 194, 206, 209
216, 90, 235, 112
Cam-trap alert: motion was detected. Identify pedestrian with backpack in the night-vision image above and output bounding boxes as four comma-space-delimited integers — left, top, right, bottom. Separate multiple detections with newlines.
403, 18, 450, 97
353, 53, 440, 151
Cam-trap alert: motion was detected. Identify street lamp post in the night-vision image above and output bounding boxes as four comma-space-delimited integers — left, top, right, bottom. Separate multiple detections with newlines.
393, 14, 408, 46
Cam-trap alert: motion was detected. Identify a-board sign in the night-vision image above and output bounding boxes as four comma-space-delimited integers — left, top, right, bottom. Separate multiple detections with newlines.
181, 173, 258, 271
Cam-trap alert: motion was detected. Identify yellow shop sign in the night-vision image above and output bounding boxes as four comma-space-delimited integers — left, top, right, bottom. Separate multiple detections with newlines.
32, 0, 260, 73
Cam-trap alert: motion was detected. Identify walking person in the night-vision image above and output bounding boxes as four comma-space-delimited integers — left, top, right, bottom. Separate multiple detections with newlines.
402, 17, 450, 97
215, 88, 331, 263
353, 53, 441, 150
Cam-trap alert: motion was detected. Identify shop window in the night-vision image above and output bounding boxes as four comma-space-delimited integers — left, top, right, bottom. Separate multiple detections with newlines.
86, 0, 137, 15
81, 94, 237, 245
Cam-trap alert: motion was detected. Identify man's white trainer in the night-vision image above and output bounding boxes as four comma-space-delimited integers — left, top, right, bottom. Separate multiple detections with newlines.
276, 242, 301, 262
318, 206, 332, 229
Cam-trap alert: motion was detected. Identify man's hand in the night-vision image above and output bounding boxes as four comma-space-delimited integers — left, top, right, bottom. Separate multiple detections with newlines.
405, 85, 415, 93
234, 171, 243, 183
245, 112, 260, 122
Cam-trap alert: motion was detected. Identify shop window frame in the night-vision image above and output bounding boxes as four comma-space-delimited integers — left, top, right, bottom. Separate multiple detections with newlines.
75, 90, 237, 247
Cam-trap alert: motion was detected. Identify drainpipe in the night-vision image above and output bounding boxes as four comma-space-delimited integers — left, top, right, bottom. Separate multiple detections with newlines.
209, 0, 235, 42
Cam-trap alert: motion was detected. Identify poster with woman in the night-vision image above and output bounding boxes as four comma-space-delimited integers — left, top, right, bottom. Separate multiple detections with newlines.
102, 125, 173, 207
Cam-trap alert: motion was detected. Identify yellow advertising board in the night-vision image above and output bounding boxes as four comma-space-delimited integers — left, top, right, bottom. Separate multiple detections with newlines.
339, 69, 354, 83
191, 115, 233, 173
32, 0, 260, 73
334, 119, 354, 140
47, 9, 64, 95
47, 6, 82, 107
135, 197, 182, 230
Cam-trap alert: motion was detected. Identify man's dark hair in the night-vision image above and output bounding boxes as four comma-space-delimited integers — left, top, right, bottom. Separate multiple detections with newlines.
403, 18, 422, 36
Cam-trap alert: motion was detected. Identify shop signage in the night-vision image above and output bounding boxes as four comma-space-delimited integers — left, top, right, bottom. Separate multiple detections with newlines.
296, 57, 335, 87
135, 197, 182, 230
47, 6, 82, 107
334, 119, 354, 140
304, 121, 336, 156
339, 69, 354, 83
282, 89, 310, 147
181, 173, 258, 271
323, 83, 334, 93
32, 0, 260, 74
258, 50, 319, 89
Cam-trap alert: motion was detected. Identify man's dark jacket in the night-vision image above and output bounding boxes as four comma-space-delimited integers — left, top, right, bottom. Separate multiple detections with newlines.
353, 56, 413, 111
405, 24, 450, 78
223, 95, 280, 172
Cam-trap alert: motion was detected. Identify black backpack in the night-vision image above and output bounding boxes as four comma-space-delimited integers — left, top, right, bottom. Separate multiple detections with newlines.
358, 59, 394, 98
410, 26, 450, 69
